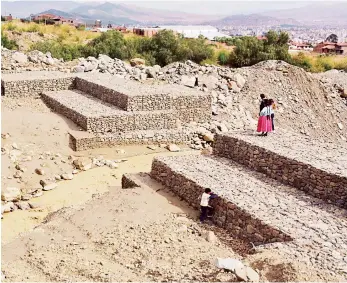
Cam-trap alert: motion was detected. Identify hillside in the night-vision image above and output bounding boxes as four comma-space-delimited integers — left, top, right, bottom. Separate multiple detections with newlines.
261, 2, 347, 26
207, 14, 301, 27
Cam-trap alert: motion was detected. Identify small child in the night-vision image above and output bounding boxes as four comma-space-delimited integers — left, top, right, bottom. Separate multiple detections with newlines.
200, 188, 218, 223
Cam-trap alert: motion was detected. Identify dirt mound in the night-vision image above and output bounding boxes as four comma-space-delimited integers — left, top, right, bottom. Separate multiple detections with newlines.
218, 61, 347, 142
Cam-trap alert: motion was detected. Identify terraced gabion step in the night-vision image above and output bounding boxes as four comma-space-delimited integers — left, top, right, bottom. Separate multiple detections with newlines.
69, 128, 195, 151
42, 90, 178, 133
151, 155, 347, 249
75, 74, 212, 123
1, 71, 75, 97
214, 133, 347, 208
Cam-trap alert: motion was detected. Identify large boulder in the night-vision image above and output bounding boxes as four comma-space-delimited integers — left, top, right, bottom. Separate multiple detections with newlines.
1, 187, 21, 202
12, 52, 28, 64
180, 75, 196, 88
198, 75, 219, 90
233, 73, 246, 89
73, 65, 85, 73
130, 58, 145, 67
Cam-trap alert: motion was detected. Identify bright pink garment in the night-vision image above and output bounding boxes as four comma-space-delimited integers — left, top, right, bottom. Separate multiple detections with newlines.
257, 116, 273, 132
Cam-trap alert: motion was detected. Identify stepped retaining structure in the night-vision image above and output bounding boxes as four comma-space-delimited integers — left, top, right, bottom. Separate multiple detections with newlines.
214, 133, 347, 209
2, 71, 211, 150
148, 152, 347, 276
1, 71, 75, 97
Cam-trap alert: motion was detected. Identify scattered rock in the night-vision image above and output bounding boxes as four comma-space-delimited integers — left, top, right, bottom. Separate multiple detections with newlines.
245, 266, 260, 282
54, 174, 62, 181
1, 187, 21, 202
61, 173, 74, 180
108, 162, 119, 169
147, 145, 157, 150
40, 180, 58, 191
167, 144, 180, 152
2, 202, 15, 213
235, 265, 248, 281
16, 201, 31, 210
205, 231, 218, 243
35, 168, 45, 175
203, 133, 214, 142
12, 143, 19, 149
73, 157, 92, 171
12, 52, 28, 63
1, 133, 10, 139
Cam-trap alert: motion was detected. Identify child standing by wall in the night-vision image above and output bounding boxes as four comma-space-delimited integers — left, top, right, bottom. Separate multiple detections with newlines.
200, 188, 218, 223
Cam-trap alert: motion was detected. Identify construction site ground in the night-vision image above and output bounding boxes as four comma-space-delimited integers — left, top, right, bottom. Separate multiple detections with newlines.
1, 96, 346, 282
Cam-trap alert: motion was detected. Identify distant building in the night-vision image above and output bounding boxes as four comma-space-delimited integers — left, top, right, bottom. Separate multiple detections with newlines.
94, 20, 102, 28
3, 14, 13, 21
289, 42, 313, 51
314, 42, 347, 55
33, 13, 76, 26
133, 25, 230, 40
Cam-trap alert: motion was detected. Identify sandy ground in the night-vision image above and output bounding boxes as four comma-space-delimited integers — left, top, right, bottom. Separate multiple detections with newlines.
0, 97, 336, 282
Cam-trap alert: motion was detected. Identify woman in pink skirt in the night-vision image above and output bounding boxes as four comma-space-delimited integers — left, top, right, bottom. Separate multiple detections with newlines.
257, 99, 273, 136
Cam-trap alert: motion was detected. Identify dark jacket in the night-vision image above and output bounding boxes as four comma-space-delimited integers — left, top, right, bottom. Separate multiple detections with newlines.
260, 99, 266, 113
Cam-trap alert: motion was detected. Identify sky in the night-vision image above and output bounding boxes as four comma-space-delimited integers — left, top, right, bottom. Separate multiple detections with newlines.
2, 0, 346, 16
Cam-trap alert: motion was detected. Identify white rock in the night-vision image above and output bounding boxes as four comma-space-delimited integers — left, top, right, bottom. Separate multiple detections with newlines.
2, 187, 21, 202
215, 258, 244, 272
108, 162, 119, 169
42, 183, 58, 191
337, 123, 344, 130
61, 173, 74, 180
205, 231, 218, 243
73, 157, 92, 171
203, 133, 214, 142
246, 266, 260, 282
167, 144, 180, 152
12, 52, 28, 63
235, 265, 248, 281
233, 73, 246, 89
2, 202, 15, 213
12, 143, 19, 149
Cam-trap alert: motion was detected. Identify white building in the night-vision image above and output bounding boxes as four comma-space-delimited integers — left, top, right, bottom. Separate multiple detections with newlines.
157, 25, 230, 40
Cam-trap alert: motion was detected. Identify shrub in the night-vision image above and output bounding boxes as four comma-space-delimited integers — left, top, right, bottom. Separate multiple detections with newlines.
30, 40, 83, 61
5, 22, 17, 31
1, 31, 18, 50
217, 50, 229, 65
229, 31, 290, 67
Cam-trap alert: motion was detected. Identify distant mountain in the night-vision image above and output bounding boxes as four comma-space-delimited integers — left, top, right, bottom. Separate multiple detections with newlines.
1, 1, 81, 18
37, 9, 86, 19
261, 2, 347, 26
207, 14, 302, 27
70, 2, 220, 25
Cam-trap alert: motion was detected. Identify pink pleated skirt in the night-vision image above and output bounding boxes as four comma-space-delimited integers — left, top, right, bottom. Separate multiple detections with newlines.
257, 116, 273, 132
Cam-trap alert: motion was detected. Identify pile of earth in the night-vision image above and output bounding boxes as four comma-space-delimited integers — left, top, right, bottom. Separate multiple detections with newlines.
1, 48, 346, 143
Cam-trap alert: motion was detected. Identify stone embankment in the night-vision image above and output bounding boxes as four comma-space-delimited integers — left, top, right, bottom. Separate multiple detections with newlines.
147, 133, 347, 279
1, 71, 213, 150
214, 133, 347, 208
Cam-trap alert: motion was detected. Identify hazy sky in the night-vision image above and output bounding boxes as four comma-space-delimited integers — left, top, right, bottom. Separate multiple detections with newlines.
2, 0, 346, 15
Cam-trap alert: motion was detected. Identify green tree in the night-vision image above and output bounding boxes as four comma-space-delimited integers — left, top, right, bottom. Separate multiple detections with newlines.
1, 31, 18, 50
86, 30, 127, 59
229, 31, 290, 67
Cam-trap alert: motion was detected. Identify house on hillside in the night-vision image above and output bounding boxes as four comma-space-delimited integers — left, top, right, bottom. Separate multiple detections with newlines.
289, 42, 313, 51
33, 13, 76, 26
314, 42, 347, 55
